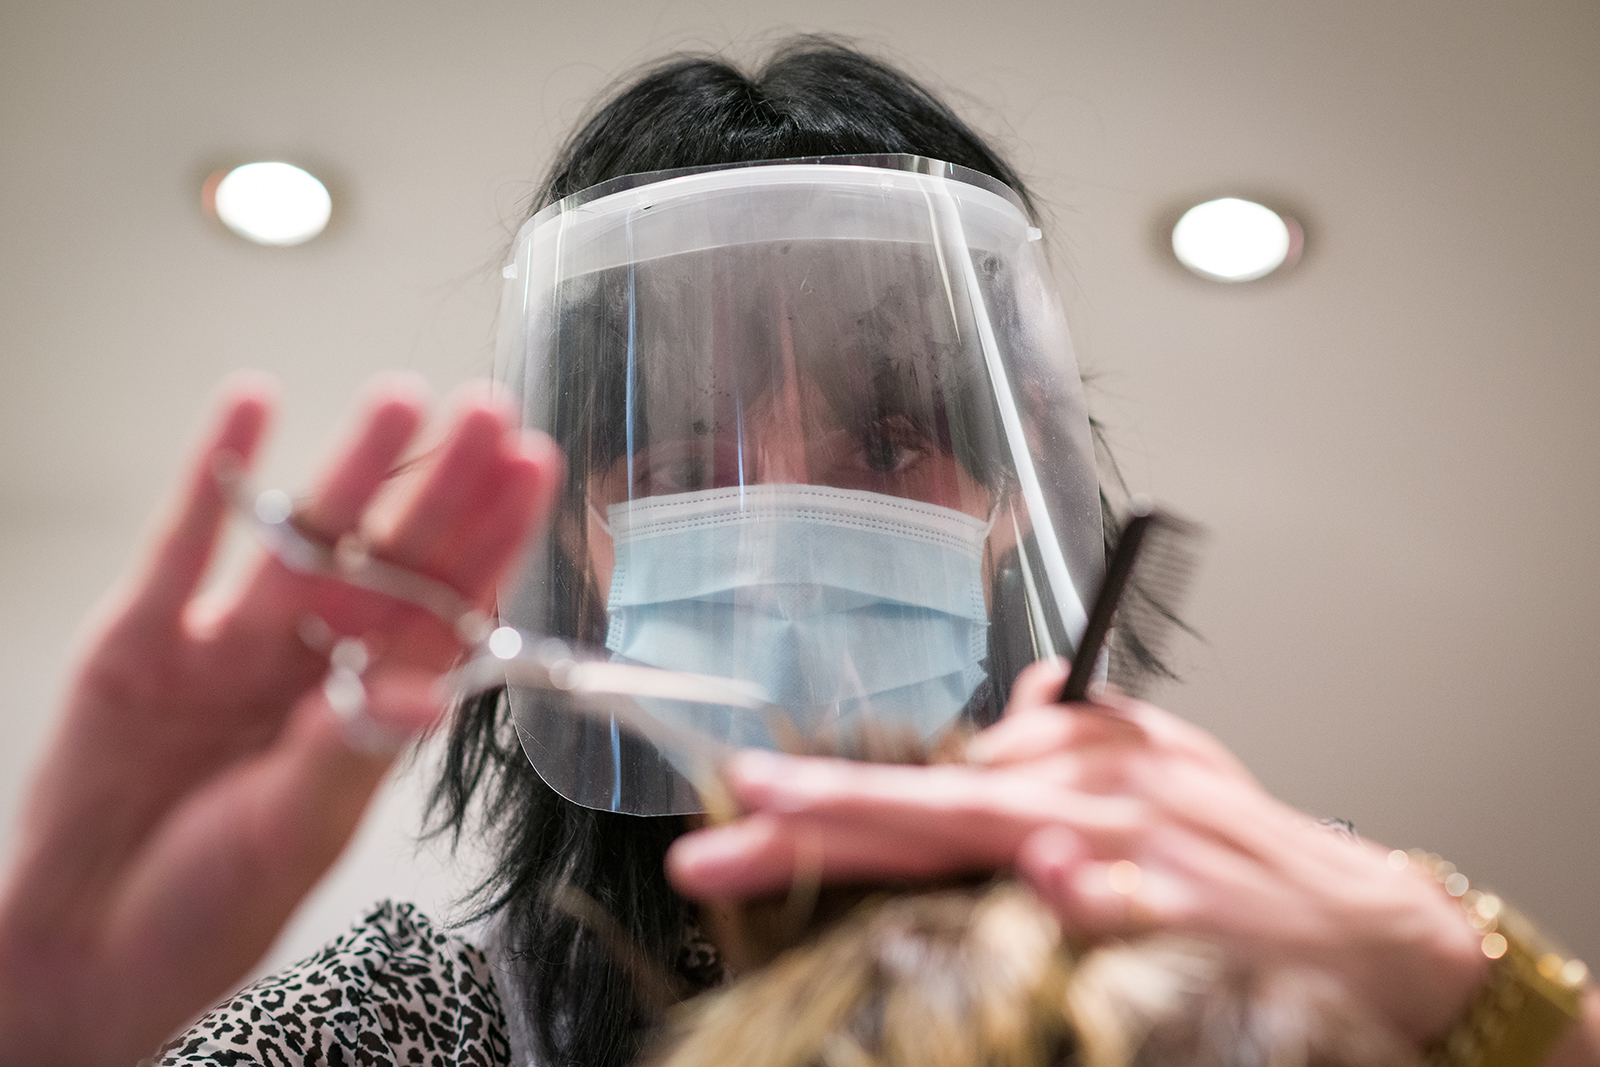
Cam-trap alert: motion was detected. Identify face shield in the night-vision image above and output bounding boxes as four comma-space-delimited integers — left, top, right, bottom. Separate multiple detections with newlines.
494, 156, 1102, 815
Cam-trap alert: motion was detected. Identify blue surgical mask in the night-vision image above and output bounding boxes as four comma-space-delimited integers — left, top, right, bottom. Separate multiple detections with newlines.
600, 484, 992, 748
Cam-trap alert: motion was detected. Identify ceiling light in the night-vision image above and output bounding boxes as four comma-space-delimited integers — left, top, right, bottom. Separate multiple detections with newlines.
1171, 197, 1300, 282
208, 162, 332, 247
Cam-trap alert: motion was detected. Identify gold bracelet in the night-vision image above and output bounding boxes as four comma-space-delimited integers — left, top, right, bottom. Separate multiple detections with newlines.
1394, 850, 1589, 1067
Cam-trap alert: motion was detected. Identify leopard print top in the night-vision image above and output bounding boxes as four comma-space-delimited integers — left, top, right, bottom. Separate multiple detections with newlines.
156, 901, 512, 1067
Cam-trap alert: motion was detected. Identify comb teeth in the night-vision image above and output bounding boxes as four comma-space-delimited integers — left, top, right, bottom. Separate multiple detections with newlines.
1106, 508, 1205, 698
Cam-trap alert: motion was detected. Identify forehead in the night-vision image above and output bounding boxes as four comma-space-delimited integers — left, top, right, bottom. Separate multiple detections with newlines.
625, 240, 968, 399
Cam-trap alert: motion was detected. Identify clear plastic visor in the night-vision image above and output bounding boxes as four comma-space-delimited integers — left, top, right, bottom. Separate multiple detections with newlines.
495, 159, 1102, 814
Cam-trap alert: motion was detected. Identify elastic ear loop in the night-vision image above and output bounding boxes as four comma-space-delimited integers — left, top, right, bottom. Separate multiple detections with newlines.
981, 497, 1004, 539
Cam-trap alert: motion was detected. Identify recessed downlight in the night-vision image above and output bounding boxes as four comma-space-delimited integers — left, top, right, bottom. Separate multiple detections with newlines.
1171, 197, 1300, 282
207, 162, 332, 247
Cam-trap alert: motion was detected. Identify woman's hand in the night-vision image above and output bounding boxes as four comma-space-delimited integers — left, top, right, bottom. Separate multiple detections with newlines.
0, 374, 561, 1067
667, 660, 1490, 1046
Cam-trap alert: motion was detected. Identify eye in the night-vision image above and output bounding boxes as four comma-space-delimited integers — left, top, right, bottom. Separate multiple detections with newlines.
861, 432, 905, 473
631, 438, 739, 496
630, 447, 707, 495
645, 456, 708, 493
854, 418, 927, 475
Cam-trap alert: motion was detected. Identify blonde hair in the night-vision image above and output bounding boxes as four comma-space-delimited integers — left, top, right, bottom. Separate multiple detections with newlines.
642, 882, 1412, 1067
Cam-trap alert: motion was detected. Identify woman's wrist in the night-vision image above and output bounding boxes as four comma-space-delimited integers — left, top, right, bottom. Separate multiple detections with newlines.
1384, 850, 1592, 1067
1400, 859, 1494, 1043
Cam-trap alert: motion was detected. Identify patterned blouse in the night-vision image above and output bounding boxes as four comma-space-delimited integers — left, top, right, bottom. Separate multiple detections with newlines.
156, 902, 513, 1067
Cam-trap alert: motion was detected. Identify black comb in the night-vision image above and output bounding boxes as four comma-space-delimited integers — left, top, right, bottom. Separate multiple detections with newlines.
1061, 498, 1205, 703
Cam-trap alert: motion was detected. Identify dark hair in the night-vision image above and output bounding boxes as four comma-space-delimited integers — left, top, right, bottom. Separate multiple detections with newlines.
429, 37, 1052, 1067
532, 41, 1035, 218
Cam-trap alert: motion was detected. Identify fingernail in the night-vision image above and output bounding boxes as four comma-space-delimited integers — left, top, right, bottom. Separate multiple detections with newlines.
669, 826, 740, 873
728, 748, 789, 787
726, 750, 816, 813
965, 734, 999, 765
1020, 825, 1081, 880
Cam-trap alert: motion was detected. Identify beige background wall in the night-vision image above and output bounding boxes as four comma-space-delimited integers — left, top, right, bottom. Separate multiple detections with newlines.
2, 0, 1596, 981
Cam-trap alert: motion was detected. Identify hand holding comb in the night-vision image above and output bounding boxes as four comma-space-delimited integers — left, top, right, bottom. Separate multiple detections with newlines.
1061, 498, 1205, 704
